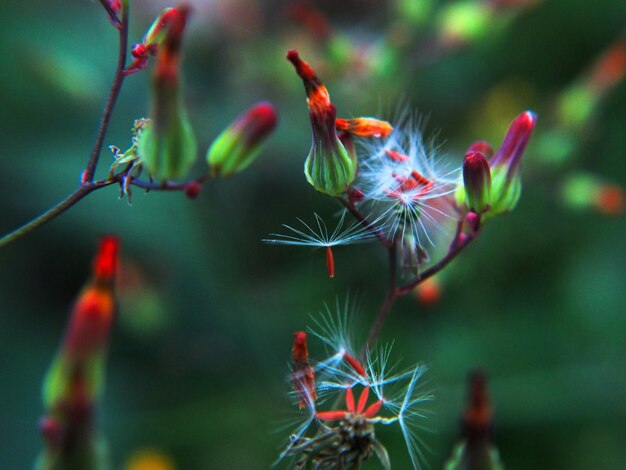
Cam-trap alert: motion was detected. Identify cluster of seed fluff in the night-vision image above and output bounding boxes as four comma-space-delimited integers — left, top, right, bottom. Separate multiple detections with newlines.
354, 116, 461, 248
280, 300, 432, 469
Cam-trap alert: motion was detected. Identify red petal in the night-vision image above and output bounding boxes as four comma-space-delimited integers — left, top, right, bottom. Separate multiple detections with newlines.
316, 410, 348, 421
345, 387, 355, 412
356, 386, 370, 414
364, 400, 383, 418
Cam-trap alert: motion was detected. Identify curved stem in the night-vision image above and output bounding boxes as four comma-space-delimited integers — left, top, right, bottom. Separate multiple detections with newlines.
397, 225, 478, 295
84, 3, 130, 182
0, 5, 130, 249
0, 185, 96, 248
0, 169, 211, 249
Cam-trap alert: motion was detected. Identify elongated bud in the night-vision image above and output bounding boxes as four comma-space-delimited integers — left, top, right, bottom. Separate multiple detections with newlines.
43, 237, 120, 408
291, 331, 317, 409
125, 8, 180, 75
489, 111, 536, 215
287, 49, 356, 195
207, 102, 278, 177
463, 151, 491, 213
444, 370, 504, 470
139, 5, 197, 181
37, 237, 120, 470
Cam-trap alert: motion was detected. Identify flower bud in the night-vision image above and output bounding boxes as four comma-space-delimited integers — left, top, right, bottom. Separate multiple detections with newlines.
138, 6, 197, 181
489, 111, 536, 215
207, 101, 278, 177
43, 236, 120, 409
463, 150, 491, 213
101, 0, 123, 28
291, 331, 316, 409
467, 140, 493, 160
287, 50, 356, 195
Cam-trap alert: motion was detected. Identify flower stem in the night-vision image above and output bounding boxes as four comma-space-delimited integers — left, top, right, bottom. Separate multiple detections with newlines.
0, 5, 130, 249
0, 185, 96, 248
365, 243, 398, 350
84, 2, 130, 182
363, 218, 480, 348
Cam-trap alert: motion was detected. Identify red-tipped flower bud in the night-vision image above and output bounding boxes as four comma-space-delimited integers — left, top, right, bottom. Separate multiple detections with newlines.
467, 140, 494, 160
43, 237, 120, 409
207, 102, 278, 177
463, 150, 491, 214
489, 111, 537, 215
138, 6, 197, 181
287, 50, 356, 196
291, 331, 316, 409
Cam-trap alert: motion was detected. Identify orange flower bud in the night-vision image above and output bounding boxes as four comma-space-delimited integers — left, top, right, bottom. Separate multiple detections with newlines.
291, 331, 316, 409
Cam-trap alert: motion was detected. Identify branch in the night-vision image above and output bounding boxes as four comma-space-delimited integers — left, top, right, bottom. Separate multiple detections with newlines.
0, 185, 96, 249
365, 242, 398, 350
83, 2, 130, 182
0, 5, 130, 249
397, 222, 478, 295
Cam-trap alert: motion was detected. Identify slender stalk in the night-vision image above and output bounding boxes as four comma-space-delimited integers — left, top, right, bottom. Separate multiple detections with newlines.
365, 243, 398, 349
361, 217, 480, 348
126, 173, 212, 191
0, 186, 95, 248
84, 3, 130, 182
397, 227, 478, 295
0, 5, 129, 249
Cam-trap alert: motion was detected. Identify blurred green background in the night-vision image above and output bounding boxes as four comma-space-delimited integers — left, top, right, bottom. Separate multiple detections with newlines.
1, 0, 625, 468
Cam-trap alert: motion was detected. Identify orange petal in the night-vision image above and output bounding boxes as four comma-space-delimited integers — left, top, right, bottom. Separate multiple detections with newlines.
336, 117, 393, 138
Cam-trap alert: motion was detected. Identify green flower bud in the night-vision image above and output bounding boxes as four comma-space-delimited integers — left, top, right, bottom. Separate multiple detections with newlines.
304, 103, 356, 195
207, 101, 278, 177
138, 6, 197, 181
489, 111, 537, 215
287, 49, 357, 196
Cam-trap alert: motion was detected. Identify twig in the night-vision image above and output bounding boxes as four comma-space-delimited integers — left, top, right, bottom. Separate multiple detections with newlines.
397, 223, 478, 295
357, 216, 479, 348
0, 4, 130, 249
365, 243, 398, 349
0, 186, 96, 248
84, 2, 130, 182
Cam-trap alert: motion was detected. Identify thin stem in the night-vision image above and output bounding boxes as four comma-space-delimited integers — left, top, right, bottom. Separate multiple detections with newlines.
365, 243, 398, 349
125, 173, 212, 191
0, 186, 95, 248
397, 223, 478, 295
0, 5, 130, 249
84, 3, 130, 182
363, 217, 480, 348
0, 170, 211, 249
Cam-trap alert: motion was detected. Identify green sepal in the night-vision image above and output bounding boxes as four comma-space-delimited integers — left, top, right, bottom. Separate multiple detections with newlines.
138, 104, 197, 181
207, 129, 262, 177
43, 352, 105, 409
304, 137, 356, 196
488, 166, 522, 216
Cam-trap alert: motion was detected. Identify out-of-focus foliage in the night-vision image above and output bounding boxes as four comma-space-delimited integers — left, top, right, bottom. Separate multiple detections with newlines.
0, 0, 625, 468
